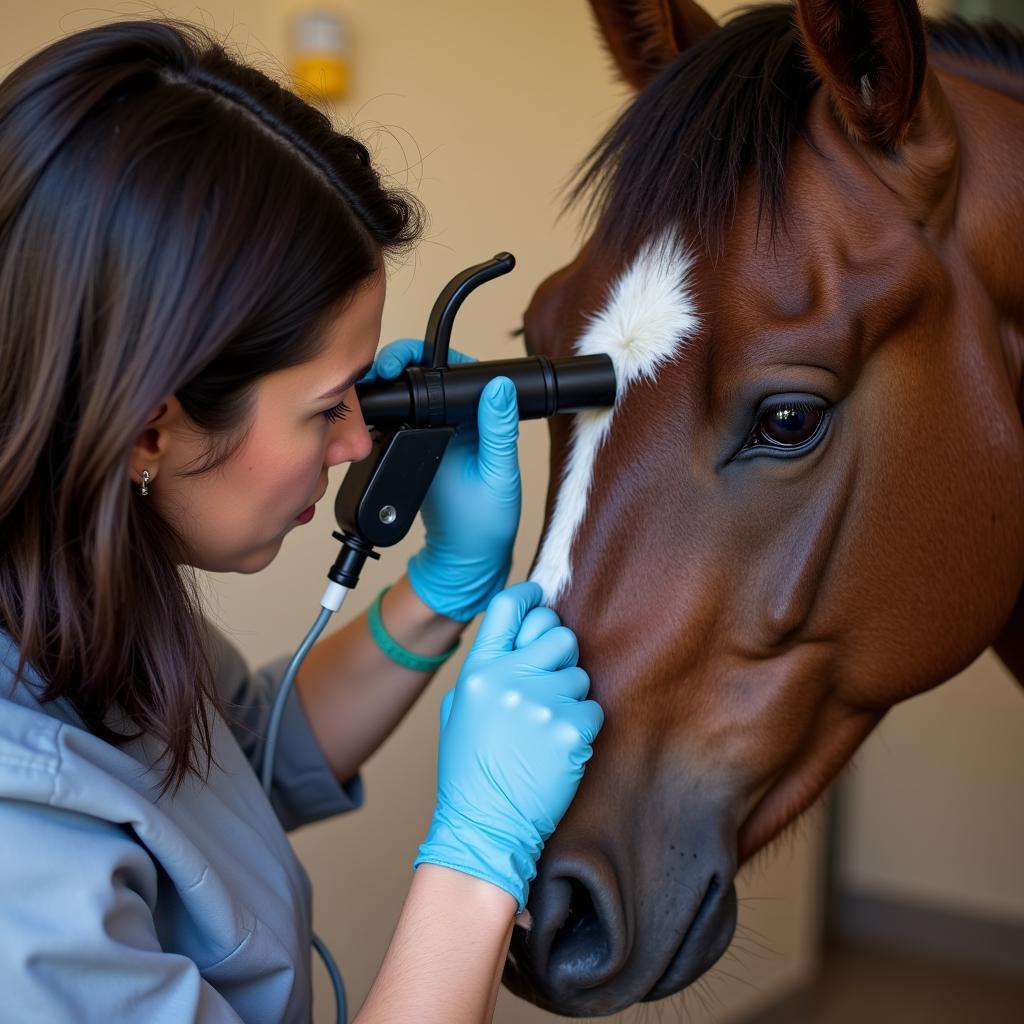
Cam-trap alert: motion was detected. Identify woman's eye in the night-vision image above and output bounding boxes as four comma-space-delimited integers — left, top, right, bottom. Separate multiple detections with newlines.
740, 398, 830, 456
323, 399, 351, 423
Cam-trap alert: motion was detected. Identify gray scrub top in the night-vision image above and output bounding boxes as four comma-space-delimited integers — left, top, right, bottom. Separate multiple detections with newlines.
0, 620, 364, 1023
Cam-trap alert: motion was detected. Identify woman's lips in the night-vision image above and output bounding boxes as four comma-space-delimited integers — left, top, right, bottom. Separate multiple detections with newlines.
295, 484, 328, 524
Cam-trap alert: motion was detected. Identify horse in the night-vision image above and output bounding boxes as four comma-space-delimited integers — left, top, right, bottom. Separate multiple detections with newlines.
503, 0, 1024, 1016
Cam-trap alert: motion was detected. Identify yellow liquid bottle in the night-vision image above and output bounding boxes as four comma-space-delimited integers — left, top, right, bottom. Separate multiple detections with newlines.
290, 9, 350, 101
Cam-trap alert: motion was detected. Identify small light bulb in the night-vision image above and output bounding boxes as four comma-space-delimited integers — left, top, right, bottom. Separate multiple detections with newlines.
290, 8, 350, 101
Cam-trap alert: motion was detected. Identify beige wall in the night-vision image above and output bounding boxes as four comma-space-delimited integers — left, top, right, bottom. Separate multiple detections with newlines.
836, 652, 1024, 923
10, 4, 1019, 1024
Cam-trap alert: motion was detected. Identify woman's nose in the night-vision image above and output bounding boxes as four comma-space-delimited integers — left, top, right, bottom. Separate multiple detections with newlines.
326, 395, 373, 466
347, 425, 374, 463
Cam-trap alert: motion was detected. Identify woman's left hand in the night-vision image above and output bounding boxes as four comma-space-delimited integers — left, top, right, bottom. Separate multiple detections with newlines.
360, 339, 521, 622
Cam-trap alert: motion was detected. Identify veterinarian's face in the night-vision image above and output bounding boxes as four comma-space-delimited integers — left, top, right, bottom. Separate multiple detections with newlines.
146, 274, 384, 573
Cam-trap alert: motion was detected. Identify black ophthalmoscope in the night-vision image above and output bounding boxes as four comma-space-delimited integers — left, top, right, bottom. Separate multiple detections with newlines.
326, 252, 617, 591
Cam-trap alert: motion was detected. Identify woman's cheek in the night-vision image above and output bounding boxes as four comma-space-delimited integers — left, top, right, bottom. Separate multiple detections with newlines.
265, 434, 324, 508
296, 439, 327, 494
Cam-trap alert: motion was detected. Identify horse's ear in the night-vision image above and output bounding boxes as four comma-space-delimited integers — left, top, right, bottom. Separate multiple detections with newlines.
587, 0, 718, 91
795, 0, 959, 227
794, 0, 926, 150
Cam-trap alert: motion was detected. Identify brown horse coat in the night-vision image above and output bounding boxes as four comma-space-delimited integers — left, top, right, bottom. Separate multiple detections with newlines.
504, 1, 1024, 1016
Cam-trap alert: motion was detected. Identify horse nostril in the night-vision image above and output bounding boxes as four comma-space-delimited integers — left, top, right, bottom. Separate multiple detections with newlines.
534, 871, 634, 998
548, 877, 611, 986
517, 852, 628, 1000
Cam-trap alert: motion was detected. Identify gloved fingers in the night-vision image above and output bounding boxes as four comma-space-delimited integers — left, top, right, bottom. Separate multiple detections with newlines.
514, 606, 561, 649
475, 377, 521, 493
358, 338, 422, 381
567, 738, 597, 773
360, 338, 477, 382
446, 345, 477, 365
565, 698, 605, 746
472, 582, 546, 656
513, 624, 579, 671
439, 688, 455, 731
550, 665, 591, 701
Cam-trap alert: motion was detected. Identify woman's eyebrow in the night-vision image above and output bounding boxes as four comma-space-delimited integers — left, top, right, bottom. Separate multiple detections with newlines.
315, 361, 375, 401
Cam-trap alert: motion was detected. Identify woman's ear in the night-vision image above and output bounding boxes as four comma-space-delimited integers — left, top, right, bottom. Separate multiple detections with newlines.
128, 396, 183, 485
587, 0, 718, 91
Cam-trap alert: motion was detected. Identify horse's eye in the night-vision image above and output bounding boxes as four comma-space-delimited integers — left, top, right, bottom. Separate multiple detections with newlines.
739, 397, 831, 458
759, 404, 824, 446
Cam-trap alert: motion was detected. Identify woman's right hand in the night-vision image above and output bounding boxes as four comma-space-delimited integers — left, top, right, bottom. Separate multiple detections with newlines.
413, 581, 604, 913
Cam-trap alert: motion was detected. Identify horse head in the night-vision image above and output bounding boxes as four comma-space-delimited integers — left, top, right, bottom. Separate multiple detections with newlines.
505, 0, 1024, 1015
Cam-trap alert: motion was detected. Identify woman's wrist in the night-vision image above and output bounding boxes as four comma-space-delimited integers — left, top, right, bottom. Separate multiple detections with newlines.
356, 864, 516, 1023
378, 573, 467, 658
413, 863, 518, 919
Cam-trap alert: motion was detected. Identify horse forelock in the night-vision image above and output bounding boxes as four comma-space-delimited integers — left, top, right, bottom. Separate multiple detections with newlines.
568, 2, 1024, 261
569, 2, 812, 260
530, 233, 699, 604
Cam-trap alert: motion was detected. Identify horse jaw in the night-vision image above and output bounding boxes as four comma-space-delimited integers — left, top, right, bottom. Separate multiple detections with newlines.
529, 233, 700, 604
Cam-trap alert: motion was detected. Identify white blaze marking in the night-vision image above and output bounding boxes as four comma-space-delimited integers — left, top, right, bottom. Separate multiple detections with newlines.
529, 233, 700, 603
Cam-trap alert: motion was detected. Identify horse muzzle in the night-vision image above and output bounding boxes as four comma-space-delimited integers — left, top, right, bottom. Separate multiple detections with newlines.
503, 817, 738, 1016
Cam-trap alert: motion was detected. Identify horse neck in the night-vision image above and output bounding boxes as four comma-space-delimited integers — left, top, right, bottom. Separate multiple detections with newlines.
931, 48, 1024, 105
938, 53, 1024, 681
935, 55, 1024, 421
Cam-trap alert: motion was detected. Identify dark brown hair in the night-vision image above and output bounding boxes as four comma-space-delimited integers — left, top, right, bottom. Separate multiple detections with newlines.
0, 20, 422, 794
570, 3, 1024, 258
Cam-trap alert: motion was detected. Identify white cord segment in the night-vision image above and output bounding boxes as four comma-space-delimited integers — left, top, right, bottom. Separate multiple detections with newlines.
321, 580, 351, 612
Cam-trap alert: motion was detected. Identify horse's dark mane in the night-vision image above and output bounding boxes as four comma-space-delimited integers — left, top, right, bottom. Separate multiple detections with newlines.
570, 3, 1024, 261
929, 14, 1024, 72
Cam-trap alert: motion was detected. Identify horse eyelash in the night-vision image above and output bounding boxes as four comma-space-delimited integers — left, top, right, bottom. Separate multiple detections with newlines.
762, 399, 819, 416
323, 399, 351, 423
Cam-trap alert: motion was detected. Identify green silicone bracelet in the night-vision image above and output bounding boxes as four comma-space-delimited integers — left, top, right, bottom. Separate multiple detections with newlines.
368, 586, 460, 672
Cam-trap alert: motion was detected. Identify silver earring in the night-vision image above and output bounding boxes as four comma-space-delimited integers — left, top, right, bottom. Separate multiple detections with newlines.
140, 469, 150, 496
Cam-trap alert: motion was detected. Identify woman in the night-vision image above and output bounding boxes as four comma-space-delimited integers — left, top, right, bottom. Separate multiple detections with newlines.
0, 19, 603, 1023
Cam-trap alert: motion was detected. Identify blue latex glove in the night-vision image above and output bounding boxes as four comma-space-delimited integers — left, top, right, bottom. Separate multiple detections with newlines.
359, 338, 521, 622
413, 581, 605, 912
